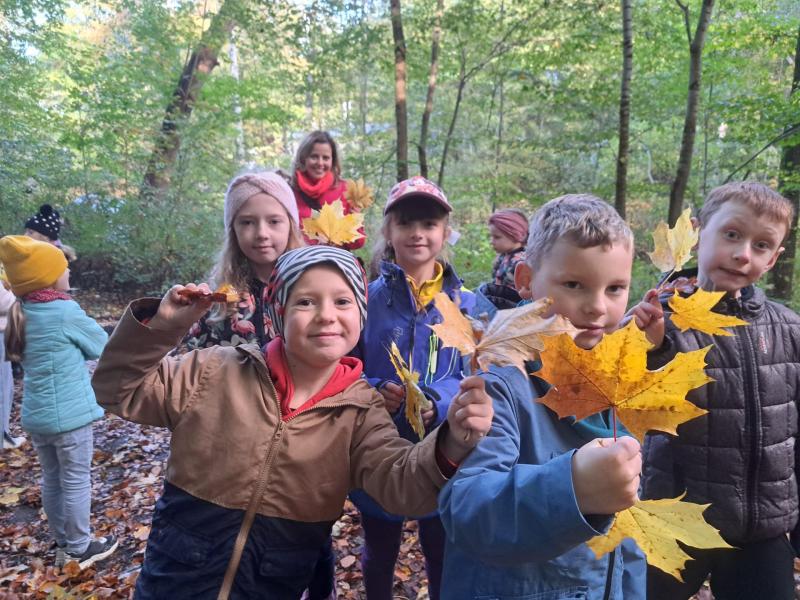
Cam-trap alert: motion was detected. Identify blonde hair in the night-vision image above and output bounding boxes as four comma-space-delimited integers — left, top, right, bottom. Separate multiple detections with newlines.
526, 194, 633, 271
699, 182, 795, 241
206, 218, 305, 323
5, 301, 25, 362
291, 131, 342, 185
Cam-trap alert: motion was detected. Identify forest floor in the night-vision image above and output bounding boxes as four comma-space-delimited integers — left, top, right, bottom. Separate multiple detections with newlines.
0, 290, 797, 599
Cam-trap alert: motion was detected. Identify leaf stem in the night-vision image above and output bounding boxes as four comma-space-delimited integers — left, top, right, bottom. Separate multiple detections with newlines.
612, 408, 618, 441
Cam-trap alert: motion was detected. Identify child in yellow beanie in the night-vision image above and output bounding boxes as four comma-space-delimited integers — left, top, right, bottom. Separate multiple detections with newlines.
0, 235, 117, 569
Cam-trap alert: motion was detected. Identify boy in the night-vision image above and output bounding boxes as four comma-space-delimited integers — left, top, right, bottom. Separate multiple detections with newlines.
439, 194, 646, 599
630, 182, 800, 600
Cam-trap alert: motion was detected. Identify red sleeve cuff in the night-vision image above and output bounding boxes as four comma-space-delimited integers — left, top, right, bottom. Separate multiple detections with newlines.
435, 442, 460, 479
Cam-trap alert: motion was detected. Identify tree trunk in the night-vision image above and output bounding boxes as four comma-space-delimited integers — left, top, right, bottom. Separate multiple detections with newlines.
770, 26, 800, 302
141, 0, 237, 201
228, 32, 245, 163
614, 0, 633, 218
438, 51, 467, 188
390, 0, 409, 181
418, 0, 444, 179
668, 0, 715, 225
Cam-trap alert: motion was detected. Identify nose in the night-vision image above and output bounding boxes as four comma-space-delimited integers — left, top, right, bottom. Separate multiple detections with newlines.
583, 291, 606, 318
315, 299, 336, 322
256, 220, 271, 239
732, 243, 751, 263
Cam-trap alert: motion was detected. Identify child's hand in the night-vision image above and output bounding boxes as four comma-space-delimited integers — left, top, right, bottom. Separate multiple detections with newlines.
441, 376, 493, 462
572, 437, 641, 515
627, 289, 665, 348
422, 406, 436, 427
379, 382, 405, 414
147, 284, 215, 332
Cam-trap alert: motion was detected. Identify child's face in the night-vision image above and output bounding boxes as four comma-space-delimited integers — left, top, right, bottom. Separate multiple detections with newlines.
54, 268, 70, 291
696, 201, 786, 297
489, 224, 519, 254
303, 142, 333, 181
25, 229, 51, 243
233, 193, 293, 273
282, 265, 361, 369
387, 213, 448, 273
516, 239, 633, 350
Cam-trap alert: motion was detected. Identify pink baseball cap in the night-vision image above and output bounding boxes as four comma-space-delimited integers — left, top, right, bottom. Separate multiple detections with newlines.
384, 176, 452, 215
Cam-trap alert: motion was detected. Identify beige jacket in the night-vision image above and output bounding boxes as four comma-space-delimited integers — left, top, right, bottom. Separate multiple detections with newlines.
92, 299, 448, 523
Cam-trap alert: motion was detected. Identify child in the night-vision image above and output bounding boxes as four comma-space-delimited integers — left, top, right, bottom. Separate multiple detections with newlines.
0, 275, 23, 448
24, 204, 78, 262
91, 245, 493, 599
0, 236, 116, 568
438, 194, 645, 599
182, 170, 305, 350
291, 130, 365, 250
352, 176, 475, 600
630, 182, 800, 600
488, 208, 528, 288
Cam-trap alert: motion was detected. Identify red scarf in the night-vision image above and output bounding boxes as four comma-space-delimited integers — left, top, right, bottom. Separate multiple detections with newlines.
23, 289, 72, 303
265, 337, 363, 420
296, 170, 335, 199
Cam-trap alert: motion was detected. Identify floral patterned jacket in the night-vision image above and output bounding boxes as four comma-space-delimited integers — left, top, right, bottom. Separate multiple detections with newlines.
181, 279, 275, 351
492, 248, 526, 288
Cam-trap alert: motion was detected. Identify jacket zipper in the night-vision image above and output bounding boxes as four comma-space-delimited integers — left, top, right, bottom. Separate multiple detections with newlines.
602, 548, 615, 600
738, 301, 761, 538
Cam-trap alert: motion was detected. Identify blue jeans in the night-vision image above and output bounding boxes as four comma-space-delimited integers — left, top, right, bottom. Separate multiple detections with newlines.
0, 332, 14, 442
30, 423, 93, 554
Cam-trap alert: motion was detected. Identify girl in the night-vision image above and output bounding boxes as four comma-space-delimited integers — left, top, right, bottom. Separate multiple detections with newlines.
0, 236, 116, 568
488, 208, 528, 289
0, 275, 22, 449
182, 170, 304, 350
351, 176, 475, 600
24, 204, 78, 262
291, 131, 365, 250
91, 245, 493, 599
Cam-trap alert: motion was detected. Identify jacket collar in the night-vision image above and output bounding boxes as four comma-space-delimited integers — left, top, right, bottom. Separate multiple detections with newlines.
234, 343, 376, 409
379, 260, 463, 295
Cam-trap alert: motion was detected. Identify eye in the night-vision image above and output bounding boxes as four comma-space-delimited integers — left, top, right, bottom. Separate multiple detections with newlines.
723, 230, 739, 240
607, 284, 628, 295
238, 218, 253, 226
563, 281, 581, 290
335, 297, 354, 306
754, 240, 772, 251
295, 297, 314, 307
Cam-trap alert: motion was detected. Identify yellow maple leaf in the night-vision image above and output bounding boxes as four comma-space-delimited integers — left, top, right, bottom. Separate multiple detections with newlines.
430, 294, 578, 374
344, 178, 374, 211
586, 494, 733, 581
388, 342, 432, 440
537, 321, 711, 441
302, 200, 365, 246
668, 289, 749, 336
647, 208, 698, 273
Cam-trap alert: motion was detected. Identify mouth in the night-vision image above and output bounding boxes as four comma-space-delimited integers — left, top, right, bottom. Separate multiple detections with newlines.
721, 268, 747, 277
576, 325, 605, 333
311, 332, 341, 338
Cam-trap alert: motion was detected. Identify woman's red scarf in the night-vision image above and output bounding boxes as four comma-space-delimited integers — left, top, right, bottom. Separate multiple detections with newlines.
295, 170, 334, 199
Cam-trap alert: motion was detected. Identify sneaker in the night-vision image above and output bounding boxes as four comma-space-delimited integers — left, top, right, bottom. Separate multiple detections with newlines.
64, 536, 118, 569
54, 545, 66, 568
2, 434, 25, 449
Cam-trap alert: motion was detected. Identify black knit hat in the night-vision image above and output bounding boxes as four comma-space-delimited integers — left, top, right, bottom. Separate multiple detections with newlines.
24, 204, 61, 241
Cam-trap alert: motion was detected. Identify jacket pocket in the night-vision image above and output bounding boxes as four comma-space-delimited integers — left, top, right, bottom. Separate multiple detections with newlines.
147, 518, 213, 567
475, 587, 588, 600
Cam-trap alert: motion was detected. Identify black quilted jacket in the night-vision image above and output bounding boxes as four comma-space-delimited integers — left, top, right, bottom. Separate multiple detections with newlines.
642, 284, 800, 548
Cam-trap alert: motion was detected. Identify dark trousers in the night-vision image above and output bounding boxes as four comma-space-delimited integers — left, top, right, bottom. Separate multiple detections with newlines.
647, 535, 795, 600
306, 537, 336, 599
360, 513, 445, 600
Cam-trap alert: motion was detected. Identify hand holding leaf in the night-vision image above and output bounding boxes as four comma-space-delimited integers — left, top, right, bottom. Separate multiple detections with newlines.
302, 200, 365, 246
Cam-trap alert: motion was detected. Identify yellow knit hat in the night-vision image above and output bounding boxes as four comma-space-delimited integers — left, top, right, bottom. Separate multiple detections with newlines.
0, 235, 68, 296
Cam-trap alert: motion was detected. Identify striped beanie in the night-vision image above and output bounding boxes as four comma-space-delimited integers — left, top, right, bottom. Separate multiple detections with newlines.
266, 246, 368, 338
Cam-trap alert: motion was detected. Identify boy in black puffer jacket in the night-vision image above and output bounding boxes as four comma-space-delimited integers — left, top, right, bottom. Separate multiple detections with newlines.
630, 181, 800, 600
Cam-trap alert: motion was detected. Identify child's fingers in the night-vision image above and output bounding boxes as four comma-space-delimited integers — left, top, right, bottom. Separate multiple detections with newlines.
458, 375, 486, 394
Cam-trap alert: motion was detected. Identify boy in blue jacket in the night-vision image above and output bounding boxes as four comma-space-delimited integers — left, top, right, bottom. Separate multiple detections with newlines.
439, 194, 646, 599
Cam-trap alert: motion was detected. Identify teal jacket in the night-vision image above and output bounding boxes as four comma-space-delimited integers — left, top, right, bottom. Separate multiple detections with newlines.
21, 299, 107, 435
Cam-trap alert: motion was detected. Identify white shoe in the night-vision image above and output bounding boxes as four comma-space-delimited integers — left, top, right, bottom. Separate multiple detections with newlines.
2, 434, 25, 449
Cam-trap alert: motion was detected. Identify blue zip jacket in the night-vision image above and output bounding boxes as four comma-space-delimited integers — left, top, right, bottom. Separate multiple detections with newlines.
21, 299, 107, 435
439, 365, 646, 599
351, 260, 475, 520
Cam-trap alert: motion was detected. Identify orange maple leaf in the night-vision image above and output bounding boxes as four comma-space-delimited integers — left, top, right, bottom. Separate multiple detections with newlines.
537, 321, 711, 441
302, 200, 365, 245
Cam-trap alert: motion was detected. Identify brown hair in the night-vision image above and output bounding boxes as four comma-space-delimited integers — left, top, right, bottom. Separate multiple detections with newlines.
291, 131, 342, 185
698, 182, 795, 241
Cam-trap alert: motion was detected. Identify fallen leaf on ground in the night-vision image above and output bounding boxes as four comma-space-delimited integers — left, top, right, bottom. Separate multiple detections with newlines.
0, 486, 24, 506
537, 321, 711, 441
586, 494, 733, 581
668, 289, 748, 336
